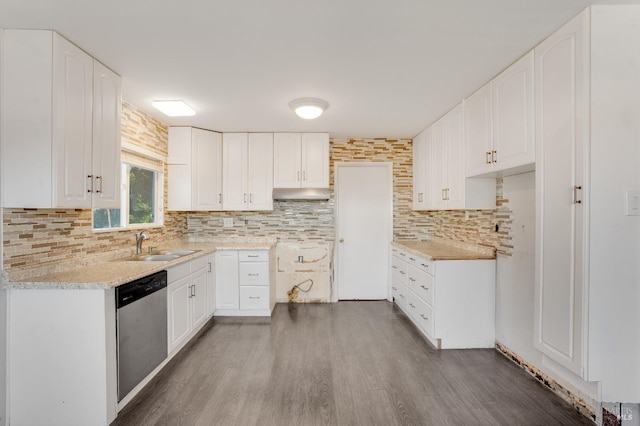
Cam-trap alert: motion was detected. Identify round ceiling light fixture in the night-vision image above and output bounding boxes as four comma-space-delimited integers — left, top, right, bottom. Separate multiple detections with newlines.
289, 97, 329, 120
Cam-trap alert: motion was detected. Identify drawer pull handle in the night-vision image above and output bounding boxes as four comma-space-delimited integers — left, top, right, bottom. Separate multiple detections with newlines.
409, 278, 415, 282
420, 314, 428, 320
421, 264, 429, 268
409, 303, 415, 308
420, 285, 428, 290
400, 294, 405, 298
247, 255, 259, 258
399, 271, 405, 275
392, 265, 397, 269
400, 253, 406, 257
248, 273, 260, 277
409, 257, 416, 261
249, 296, 260, 299
392, 286, 397, 290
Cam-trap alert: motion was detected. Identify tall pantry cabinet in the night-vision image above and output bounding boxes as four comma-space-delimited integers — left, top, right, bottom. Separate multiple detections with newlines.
1, 30, 121, 209
534, 6, 640, 403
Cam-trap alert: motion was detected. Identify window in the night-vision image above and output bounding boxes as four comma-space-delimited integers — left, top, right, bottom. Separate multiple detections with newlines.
93, 163, 164, 231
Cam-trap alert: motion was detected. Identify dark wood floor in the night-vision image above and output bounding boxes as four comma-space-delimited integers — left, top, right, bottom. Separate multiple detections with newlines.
114, 301, 592, 426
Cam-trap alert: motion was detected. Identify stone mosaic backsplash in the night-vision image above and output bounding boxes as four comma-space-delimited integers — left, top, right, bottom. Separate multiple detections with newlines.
187, 138, 506, 253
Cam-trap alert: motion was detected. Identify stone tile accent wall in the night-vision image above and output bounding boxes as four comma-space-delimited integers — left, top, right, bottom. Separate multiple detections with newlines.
2, 102, 187, 280
187, 138, 505, 251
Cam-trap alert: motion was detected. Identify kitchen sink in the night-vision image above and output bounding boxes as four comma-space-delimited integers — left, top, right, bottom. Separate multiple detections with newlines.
116, 249, 201, 262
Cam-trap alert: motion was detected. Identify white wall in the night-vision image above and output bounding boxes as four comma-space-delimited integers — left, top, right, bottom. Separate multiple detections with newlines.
0, 27, 8, 426
588, 5, 640, 403
495, 172, 598, 406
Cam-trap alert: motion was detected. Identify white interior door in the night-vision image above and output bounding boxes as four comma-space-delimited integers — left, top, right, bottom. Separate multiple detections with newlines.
336, 163, 393, 300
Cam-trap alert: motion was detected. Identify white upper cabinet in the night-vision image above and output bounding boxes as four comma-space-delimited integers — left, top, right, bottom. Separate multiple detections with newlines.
422, 104, 495, 211
223, 133, 273, 211
492, 51, 535, 172
273, 132, 329, 188
168, 127, 222, 211
463, 83, 493, 177
92, 60, 122, 209
53, 34, 94, 208
1, 30, 121, 209
300, 133, 329, 187
413, 128, 434, 210
463, 51, 535, 178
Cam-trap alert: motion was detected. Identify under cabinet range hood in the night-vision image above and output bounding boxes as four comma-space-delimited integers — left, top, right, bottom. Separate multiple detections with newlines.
272, 188, 331, 201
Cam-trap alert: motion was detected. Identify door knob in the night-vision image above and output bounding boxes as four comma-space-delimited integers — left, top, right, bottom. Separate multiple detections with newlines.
339, 238, 344, 243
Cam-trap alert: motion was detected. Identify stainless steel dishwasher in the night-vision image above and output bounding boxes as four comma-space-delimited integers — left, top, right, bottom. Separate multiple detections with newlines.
116, 270, 168, 402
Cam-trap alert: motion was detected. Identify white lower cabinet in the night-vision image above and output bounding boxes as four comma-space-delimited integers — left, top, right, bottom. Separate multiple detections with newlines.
391, 245, 495, 349
205, 254, 216, 318
167, 256, 209, 355
215, 249, 274, 316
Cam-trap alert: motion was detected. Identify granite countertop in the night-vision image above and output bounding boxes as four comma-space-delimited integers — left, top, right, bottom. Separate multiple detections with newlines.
392, 240, 495, 261
5, 241, 276, 290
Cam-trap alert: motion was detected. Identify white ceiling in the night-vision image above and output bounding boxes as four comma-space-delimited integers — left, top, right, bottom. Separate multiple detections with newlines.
0, 0, 635, 138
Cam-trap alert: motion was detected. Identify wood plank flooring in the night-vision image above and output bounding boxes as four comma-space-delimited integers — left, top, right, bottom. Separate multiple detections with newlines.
114, 301, 592, 425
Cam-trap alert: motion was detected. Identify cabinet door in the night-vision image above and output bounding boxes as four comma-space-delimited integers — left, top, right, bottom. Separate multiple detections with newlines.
446, 104, 465, 209
215, 251, 240, 310
167, 127, 193, 211
190, 267, 208, 331
193, 129, 222, 211
53, 33, 94, 208
273, 133, 302, 188
168, 275, 191, 353
247, 133, 273, 211
431, 118, 448, 210
534, 12, 587, 376
205, 255, 216, 317
412, 131, 424, 210
222, 133, 248, 210
463, 82, 493, 177
301, 133, 329, 188
422, 128, 434, 210
493, 50, 534, 172
92, 60, 122, 209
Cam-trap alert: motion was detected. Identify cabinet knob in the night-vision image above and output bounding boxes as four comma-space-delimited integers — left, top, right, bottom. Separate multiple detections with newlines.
339, 238, 344, 243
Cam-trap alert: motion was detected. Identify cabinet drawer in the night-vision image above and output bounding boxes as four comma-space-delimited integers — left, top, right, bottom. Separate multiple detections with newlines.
239, 251, 269, 262
408, 290, 434, 337
392, 281, 408, 311
415, 271, 434, 306
415, 258, 435, 276
239, 262, 269, 286
391, 255, 408, 283
239, 286, 270, 310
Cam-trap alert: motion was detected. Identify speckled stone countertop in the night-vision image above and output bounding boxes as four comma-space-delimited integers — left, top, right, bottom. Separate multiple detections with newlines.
392, 240, 495, 261
5, 241, 276, 290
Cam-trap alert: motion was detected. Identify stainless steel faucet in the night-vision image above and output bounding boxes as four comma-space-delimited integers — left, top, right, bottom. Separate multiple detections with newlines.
135, 231, 149, 254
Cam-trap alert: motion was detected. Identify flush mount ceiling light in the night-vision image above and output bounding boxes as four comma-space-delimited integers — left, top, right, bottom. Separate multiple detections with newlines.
289, 98, 329, 120
152, 100, 196, 117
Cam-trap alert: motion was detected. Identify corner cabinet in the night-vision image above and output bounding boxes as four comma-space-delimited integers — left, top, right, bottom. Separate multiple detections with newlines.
168, 127, 223, 211
215, 250, 275, 316
273, 132, 330, 188
1, 29, 121, 209
391, 245, 495, 349
222, 133, 274, 211
464, 51, 534, 178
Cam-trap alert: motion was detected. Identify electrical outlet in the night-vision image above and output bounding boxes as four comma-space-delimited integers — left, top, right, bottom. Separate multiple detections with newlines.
223, 218, 233, 228
298, 256, 304, 263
